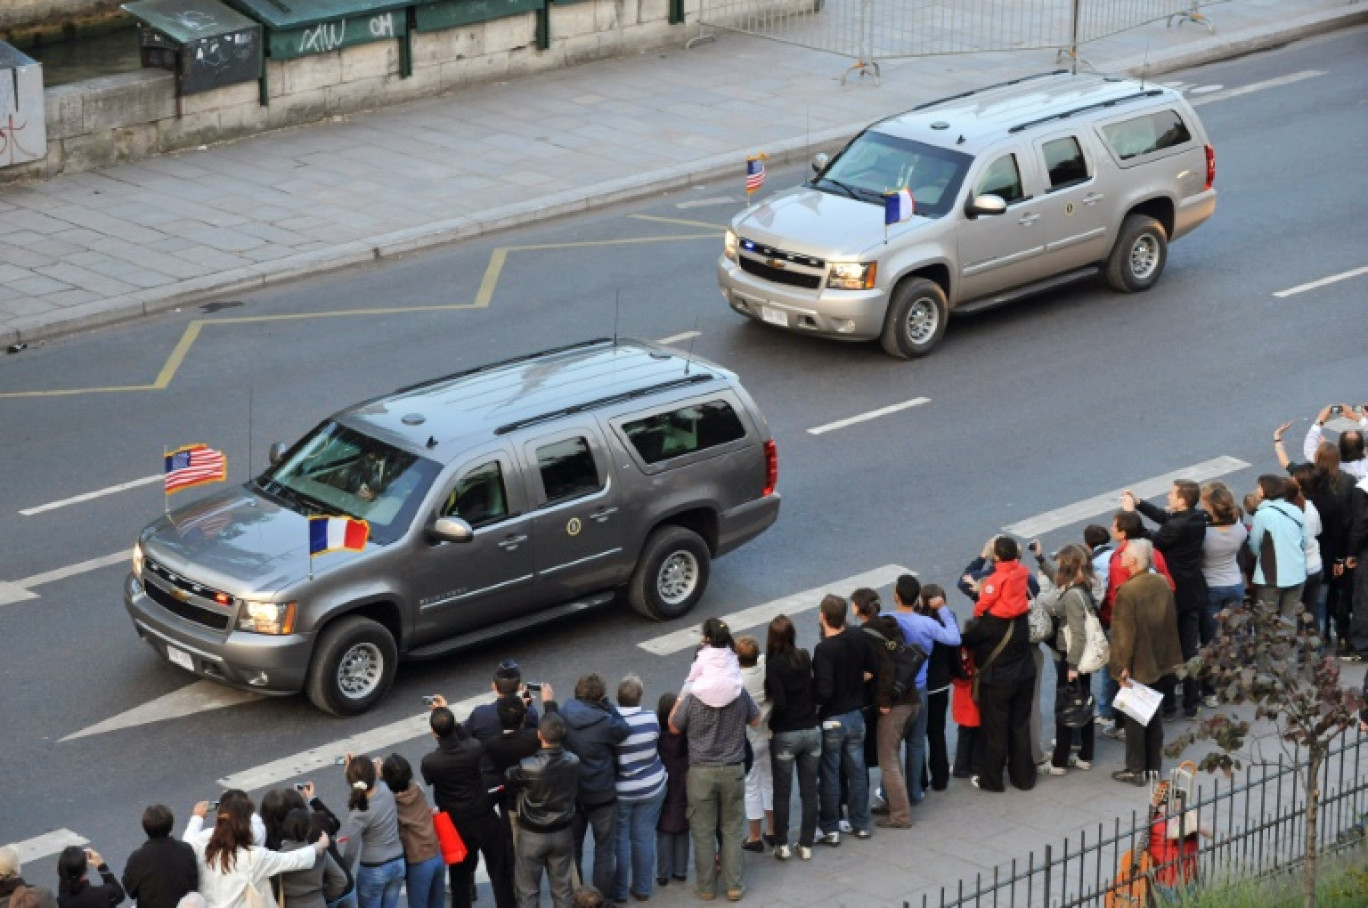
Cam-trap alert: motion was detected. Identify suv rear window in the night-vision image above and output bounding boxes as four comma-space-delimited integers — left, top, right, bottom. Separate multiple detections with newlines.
1101, 110, 1193, 160
624, 400, 748, 465
535, 437, 602, 503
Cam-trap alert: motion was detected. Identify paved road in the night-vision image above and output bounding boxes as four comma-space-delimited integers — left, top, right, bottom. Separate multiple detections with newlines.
1, 30, 1367, 906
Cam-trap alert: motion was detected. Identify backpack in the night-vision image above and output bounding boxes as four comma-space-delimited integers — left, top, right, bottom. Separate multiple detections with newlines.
1063, 588, 1111, 674
1027, 593, 1055, 644
861, 624, 928, 700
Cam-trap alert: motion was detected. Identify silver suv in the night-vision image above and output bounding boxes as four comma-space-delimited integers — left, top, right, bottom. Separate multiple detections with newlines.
125, 339, 780, 714
717, 71, 1216, 357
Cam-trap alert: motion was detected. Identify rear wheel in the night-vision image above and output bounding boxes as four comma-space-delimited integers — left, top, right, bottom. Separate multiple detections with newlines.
628, 526, 712, 621
1105, 214, 1168, 292
305, 616, 397, 716
880, 278, 949, 359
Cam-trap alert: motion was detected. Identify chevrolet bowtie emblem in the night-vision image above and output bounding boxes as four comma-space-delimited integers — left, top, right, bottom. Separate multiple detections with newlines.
766, 258, 786, 270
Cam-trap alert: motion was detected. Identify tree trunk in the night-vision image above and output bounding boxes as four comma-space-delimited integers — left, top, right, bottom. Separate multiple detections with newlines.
1303, 747, 1322, 908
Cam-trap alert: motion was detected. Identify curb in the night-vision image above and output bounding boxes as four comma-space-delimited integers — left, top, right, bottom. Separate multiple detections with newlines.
6, 6, 1365, 349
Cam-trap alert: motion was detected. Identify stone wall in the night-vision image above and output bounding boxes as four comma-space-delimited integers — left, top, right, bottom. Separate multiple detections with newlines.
2, 0, 683, 182
1, 0, 122, 36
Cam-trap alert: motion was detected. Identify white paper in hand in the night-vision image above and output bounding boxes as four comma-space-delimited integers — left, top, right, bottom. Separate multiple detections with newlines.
1112, 679, 1163, 726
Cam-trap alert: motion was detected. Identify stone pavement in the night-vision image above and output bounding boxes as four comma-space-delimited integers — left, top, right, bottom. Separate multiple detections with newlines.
0, 0, 1364, 350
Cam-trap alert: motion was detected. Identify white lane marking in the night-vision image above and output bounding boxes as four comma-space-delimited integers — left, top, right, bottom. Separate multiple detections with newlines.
1188, 84, 1224, 95
1273, 265, 1368, 299
807, 398, 930, 436
218, 693, 489, 791
655, 330, 703, 346
1190, 70, 1323, 107
638, 564, 911, 656
12, 829, 90, 863
20, 475, 162, 516
61, 681, 265, 742
1, 550, 129, 607
676, 197, 736, 209
1001, 456, 1250, 538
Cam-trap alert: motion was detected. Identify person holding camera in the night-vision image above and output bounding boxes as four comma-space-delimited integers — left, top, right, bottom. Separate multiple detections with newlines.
183, 791, 266, 848
505, 713, 580, 908
1300, 405, 1368, 480
55, 846, 124, 908
191, 799, 329, 908
560, 674, 630, 898
262, 790, 349, 908
483, 686, 557, 821
121, 805, 197, 908
466, 661, 541, 744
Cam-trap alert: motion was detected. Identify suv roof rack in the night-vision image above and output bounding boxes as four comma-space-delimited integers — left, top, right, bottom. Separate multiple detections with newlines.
910, 70, 1070, 113
1008, 88, 1163, 133
495, 373, 714, 436
394, 337, 615, 394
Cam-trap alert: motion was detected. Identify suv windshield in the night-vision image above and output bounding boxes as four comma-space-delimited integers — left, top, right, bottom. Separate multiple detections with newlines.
814, 131, 971, 218
256, 421, 442, 544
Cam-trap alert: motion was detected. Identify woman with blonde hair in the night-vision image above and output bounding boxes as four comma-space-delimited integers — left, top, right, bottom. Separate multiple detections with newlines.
192, 799, 328, 908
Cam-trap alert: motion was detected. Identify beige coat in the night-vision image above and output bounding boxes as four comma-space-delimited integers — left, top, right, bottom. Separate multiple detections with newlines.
1109, 572, 1184, 685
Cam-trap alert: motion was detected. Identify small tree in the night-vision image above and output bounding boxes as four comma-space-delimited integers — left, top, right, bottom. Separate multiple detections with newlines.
1167, 604, 1365, 908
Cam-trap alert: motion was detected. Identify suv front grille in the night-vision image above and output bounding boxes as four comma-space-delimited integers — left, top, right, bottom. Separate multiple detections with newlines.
737, 239, 825, 290
144, 557, 233, 631
739, 257, 822, 289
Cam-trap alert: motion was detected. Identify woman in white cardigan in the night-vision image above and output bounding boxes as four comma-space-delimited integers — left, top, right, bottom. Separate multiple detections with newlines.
191, 799, 329, 908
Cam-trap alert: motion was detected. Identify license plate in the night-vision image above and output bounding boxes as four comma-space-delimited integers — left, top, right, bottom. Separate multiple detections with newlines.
166, 645, 194, 672
761, 306, 788, 327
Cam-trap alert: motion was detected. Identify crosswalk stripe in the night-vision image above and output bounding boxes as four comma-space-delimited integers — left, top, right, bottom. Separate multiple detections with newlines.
217, 694, 489, 792
11, 830, 89, 863
60, 680, 264, 742
637, 564, 910, 656
1000, 456, 1250, 538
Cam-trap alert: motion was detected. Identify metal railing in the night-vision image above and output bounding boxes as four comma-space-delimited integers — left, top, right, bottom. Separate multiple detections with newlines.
912, 735, 1368, 907
689, 0, 1227, 81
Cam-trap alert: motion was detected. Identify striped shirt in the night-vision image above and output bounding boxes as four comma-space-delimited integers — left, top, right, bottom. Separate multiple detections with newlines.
614, 706, 667, 802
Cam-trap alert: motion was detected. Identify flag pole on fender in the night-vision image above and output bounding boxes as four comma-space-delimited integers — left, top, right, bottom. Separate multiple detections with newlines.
883, 186, 915, 244
308, 515, 370, 581
745, 152, 768, 204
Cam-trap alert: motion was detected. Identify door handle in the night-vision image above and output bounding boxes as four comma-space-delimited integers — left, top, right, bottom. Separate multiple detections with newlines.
1017, 212, 1040, 226
498, 534, 528, 550
1082, 193, 1104, 206
590, 506, 618, 522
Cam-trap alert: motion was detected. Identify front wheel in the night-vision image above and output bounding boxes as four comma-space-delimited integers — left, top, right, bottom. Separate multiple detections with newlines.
305, 616, 398, 716
1105, 214, 1168, 293
880, 278, 949, 359
627, 526, 712, 621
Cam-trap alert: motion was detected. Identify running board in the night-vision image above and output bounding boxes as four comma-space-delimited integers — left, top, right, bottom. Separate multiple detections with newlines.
954, 266, 1099, 315
405, 592, 618, 660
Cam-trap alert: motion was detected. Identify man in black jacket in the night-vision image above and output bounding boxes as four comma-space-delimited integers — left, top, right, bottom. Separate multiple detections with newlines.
961, 611, 1036, 793
121, 805, 197, 908
813, 594, 880, 844
506, 712, 580, 908
423, 704, 516, 908
1124, 480, 1209, 718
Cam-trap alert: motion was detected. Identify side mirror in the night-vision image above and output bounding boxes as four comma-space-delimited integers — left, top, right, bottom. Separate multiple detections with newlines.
811, 152, 829, 174
268, 442, 289, 465
429, 516, 474, 544
965, 194, 1007, 217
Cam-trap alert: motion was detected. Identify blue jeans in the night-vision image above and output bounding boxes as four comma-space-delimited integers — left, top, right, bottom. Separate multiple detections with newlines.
818, 710, 869, 834
770, 726, 820, 847
1098, 670, 1120, 722
614, 787, 666, 901
405, 855, 444, 908
356, 857, 405, 908
902, 684, 930, 803
1202, 583, 1244, 642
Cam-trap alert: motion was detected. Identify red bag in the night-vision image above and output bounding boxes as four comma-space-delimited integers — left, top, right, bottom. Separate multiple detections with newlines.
432, 810, 468, 865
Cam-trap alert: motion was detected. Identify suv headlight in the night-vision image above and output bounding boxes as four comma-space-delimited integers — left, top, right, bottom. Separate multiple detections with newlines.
827, 262, 877, 290
131, 542, 145, 581
236, 600, 297, 635
723, 229, 738, 261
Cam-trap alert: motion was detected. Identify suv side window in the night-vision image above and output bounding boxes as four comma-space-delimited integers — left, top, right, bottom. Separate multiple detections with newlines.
442, 461, 509, 528
623, 400, 748, 465
1042, 137, 1088, 190
1101, 110, 1193, 160
535, 437, 602, 504
975, 154, 1024, 204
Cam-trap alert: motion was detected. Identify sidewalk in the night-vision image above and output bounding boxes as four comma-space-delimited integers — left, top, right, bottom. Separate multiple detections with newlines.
0, 0, 1363, 349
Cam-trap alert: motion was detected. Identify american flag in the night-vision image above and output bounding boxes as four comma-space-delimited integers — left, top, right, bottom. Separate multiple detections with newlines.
164, 444, 228, 494
746, 158, 766, 195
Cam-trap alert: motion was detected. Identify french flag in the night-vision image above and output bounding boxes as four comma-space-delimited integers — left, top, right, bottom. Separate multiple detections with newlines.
884, 188, 915, 226
309, 516, 370, 556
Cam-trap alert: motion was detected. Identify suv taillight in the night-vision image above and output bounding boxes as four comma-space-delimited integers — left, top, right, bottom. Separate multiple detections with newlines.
1204, 145, 1215, 191
763, 440, 777, 496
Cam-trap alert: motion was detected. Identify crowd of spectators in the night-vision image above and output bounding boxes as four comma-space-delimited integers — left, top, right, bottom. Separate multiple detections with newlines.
4, 406, 1368, 908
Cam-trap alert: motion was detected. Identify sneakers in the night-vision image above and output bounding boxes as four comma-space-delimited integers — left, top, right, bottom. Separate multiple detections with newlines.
796, 845, 812, 861
837, 819, 853, 834
1103, 722, 1125, 740
1202, 694, 1220, 709
1045, 764, 1068, 776
1112, 770, 1147, 787
773, 844, 791, 861
852, 828, 872, 840
1073, 759, 1092, 771
816, 831, 840, 847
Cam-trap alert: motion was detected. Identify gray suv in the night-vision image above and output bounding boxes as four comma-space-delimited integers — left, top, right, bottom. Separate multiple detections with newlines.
717, 70, 1217, 357
125, 339, 780, 714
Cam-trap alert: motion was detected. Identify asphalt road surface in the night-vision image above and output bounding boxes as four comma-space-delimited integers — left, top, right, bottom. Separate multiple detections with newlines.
1, 26, 1365, 896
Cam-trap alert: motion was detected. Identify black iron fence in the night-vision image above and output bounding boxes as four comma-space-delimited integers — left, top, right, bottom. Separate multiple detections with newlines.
913, 734, 1368, 907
